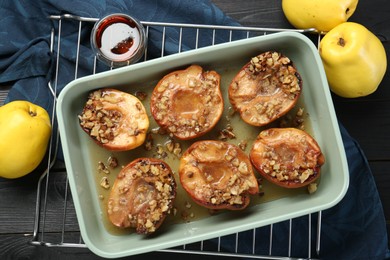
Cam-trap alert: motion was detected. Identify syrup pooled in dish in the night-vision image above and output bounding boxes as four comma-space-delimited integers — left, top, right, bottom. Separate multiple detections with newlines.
250, 128, 325, 188
179, 140, 259, 210
79, 88, 149, 151
229, 51, 302, 126
107, 158, 176, 234
150, 64, 224, 140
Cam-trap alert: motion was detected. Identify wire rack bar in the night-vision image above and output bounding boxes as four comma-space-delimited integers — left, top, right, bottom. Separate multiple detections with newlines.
26, 14, 323, 259
0, 90, 8, 106
48, 13, 317, 33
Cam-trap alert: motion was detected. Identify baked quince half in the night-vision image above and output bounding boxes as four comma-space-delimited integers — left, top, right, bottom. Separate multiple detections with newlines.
179, 140, 259, 210
229, 51, 302, 126
150, 64, 223, 140
107, 158, 176, 234
250, 128, 325, 188
79, 88, 149, 151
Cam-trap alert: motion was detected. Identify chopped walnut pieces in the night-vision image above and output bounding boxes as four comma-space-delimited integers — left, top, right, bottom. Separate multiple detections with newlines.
100, 177, 110, 189
218, 131, 227, 141
307, 183, 318, 194
172, 142, 182, 157
155, 145, 168, 159
238, 140, 248, 151
247, 51, 301, 98
293, 107, 306, 130
278, 107, 307, 130
150, 65, 224, 140
185, 201, 192, 209
229, 51, 302, 127
107, 156, 118, 168
296, 107, 304, 117
79, 90, 122, 144
97, 161, 105, 170
218, 125, 236, 141
107, 158, 176, 234
165, 140, 174, 153
238, 161, 249, 174
144, 133, 153, 151
181, 210, 190, 222
98, 161, 110, 174
228, 106, 236, 117
134, 91, 147, 101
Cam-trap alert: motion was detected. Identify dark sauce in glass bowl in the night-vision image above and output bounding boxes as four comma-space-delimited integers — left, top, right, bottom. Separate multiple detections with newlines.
91, 14, 146, 67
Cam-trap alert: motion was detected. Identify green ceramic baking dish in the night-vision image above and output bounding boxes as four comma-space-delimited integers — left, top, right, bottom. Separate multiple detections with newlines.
56, 31, 349, 258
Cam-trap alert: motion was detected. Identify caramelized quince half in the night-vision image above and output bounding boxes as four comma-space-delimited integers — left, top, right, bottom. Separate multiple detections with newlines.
250, 128, 325, 188
107, 158, 176, 234
179, 140, 259, 210
229, 51, 302, 126
79, 88, 149, 151
150, 65, 223, 140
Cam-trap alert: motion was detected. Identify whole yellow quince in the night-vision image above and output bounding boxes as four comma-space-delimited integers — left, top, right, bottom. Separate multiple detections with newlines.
0, 101, 51, 179
319, 22, 387, 98
282, 0, 358, 33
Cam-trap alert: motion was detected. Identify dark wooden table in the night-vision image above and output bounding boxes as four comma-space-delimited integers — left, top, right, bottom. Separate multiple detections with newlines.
1, 0, 389, 259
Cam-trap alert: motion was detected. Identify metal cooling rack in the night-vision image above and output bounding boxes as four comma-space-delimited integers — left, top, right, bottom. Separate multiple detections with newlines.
26, 13, 324, 259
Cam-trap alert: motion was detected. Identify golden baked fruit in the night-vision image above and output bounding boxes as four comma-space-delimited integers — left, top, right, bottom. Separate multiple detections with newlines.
150, 64, 223, 140
107, 158, 176, 234
229, 51, 302, 126
79, 88, 149, 151
250, 128, 325, 188
179, 140, 259, 210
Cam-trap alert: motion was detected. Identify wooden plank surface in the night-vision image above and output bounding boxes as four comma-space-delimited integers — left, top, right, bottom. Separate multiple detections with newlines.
0, 0, 389, 259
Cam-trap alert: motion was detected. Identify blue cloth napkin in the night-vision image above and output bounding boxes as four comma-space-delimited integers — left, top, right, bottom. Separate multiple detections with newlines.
0, 1, 389, 259
0, 0, 242, 112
